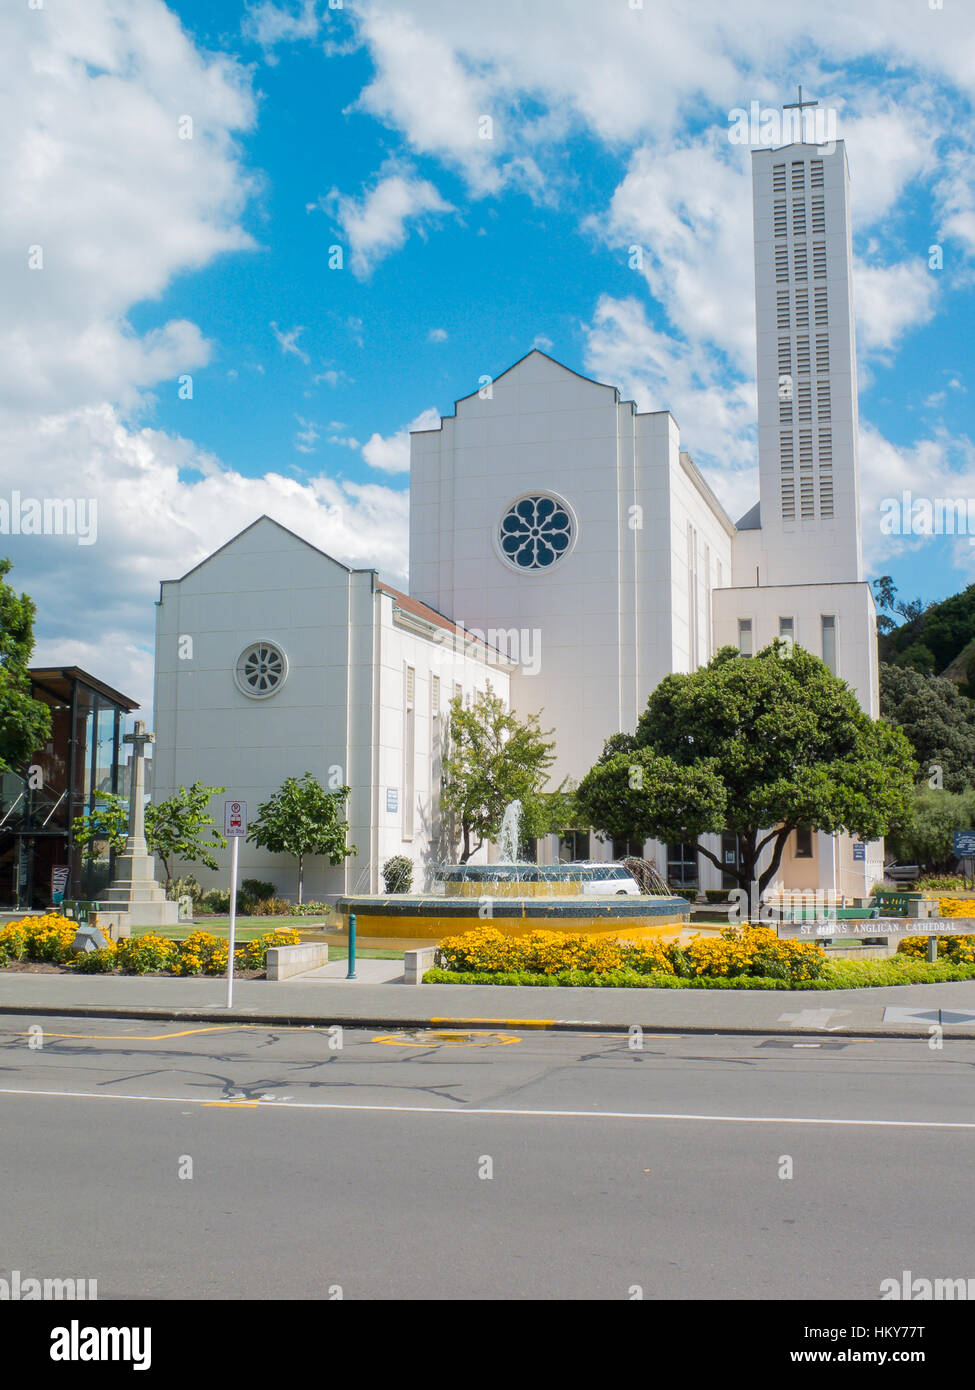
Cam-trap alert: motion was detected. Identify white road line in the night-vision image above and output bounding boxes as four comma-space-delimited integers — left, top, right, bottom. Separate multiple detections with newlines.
0, 1085, 972, 1129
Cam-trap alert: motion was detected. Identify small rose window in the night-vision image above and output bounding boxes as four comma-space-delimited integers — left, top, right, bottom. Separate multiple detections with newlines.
234, 641, 288, 699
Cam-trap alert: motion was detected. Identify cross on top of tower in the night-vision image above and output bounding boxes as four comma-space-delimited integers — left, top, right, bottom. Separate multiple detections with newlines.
783, 84, 819, 115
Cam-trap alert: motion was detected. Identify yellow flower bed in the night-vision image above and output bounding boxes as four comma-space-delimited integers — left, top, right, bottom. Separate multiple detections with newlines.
0, 916, 302, 976
935, 897, 975, 918
435, 925, 823, 982
0, 912, 76, 964
683, 926, 826, 983
899, 898, 975, 964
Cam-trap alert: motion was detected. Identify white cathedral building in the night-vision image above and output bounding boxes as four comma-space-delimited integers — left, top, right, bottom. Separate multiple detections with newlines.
153, 137, 883, 902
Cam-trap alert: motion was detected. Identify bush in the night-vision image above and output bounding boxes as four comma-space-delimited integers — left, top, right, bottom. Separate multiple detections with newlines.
74, 945, 118, 973
0, 913, 77, 964
672, 888, 699, 902
238, 928, 301, 970
382, 856, 414, 893
166, 874, 204, 905
115, 933, 179, 975
241, 879, 276, 902
917, 875, 967, 892
248, 897, 294, 916
705, 890, 731, 903
291, 901, 331, 917
201, 889, 231, 914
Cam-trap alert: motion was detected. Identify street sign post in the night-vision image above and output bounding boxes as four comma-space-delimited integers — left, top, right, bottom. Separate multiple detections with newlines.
223, 801, 247, 1008
953, 830, 975, 858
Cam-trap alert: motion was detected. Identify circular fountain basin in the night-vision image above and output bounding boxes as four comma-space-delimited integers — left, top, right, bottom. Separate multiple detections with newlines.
336, 887, 690, 941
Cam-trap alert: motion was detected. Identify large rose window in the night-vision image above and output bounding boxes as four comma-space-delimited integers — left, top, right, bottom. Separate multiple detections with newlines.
498, 495, 574, 571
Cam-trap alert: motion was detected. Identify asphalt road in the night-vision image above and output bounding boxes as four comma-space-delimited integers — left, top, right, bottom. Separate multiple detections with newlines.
1, 1015, 973, 1300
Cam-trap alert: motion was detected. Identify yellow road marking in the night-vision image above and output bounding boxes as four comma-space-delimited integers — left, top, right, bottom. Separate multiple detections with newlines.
429, 1017, 555, 1029
373, 1031, 521, 1048
3, 1025, 258, 1042
202, 1100, 260, 1108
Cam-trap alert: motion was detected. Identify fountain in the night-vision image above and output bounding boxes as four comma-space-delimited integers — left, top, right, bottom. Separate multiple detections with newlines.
335, 801, 690, 944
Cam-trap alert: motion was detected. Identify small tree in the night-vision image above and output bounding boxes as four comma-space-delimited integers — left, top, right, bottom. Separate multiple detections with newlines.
577, 643, 918, 899
440, 684, 556, 862
247, 772, 355, 903
0, 558, 51, 775
71, 782, 226, 891
144, 783, 226, 891
71, 792, 128, 859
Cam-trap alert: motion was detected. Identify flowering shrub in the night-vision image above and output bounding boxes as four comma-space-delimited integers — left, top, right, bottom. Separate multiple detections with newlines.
115, 933, 178, 975
74, 945, 119, 973
0, 913, 76, 964
435, 924, 824, 983
0, 916, 303, 977
684, 926, 825, 983
934, 897, 975, 918
238, 928, 301, 970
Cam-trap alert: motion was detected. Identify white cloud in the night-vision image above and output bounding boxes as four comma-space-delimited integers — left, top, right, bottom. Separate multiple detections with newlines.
294, 415, 319, 453
0, 2, 256, 414
242, 1, 320, 59
582, 295, 758, 521
321, 168, 454, 278
2, 404, 410, 711
270, 322, 311, 364
428, 327, 448, 342
853, 259, 938, 356
361, 407, 442, 474
589, 138, 755, 371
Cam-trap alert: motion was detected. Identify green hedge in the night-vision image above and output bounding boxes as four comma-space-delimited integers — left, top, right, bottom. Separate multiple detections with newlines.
422, 958, 975, 990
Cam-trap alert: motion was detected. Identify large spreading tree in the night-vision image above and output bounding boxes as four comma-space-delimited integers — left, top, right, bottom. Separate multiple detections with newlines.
441, 684, 557, 862
576, 642, 917, 897
0, 558, 51, 774
247, 772, 355, 903
879, 662, 975, 792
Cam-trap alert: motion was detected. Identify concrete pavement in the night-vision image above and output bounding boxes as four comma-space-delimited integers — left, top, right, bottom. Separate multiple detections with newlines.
2, 967, 975, 1036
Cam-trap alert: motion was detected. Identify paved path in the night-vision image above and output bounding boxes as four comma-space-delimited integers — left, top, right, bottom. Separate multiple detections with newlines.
2, 969, 975, 1036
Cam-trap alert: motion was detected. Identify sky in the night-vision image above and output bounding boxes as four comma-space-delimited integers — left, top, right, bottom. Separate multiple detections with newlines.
2, 0, 974, 714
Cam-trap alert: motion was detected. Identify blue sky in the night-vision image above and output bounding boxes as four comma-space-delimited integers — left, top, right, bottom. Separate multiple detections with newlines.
2, 0, 975, 707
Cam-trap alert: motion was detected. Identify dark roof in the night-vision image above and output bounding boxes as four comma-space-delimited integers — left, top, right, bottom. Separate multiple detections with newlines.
30, 667, 140, 711
736, 501, 761, 530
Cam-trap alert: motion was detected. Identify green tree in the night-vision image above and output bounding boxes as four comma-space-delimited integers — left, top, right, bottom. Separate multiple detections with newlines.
577, 643, 917, 897
71, 791, 128, 859
71, 782, 227, 890
880, 663, 975, 792
886, 786, 975, 871
144, 783, 226, 890
441, 684, 556, 862
247, 772, 355, 903
0, 558, 51, 774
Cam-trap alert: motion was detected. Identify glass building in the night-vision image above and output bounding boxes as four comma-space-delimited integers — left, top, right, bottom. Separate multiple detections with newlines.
0, 668, 139, 909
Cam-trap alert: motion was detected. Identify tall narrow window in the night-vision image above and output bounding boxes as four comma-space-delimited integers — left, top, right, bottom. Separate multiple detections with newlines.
687, 523, 698, 669
403, 665, 415, 840
779, 616, 794, 653
794, 826, 814, 858
738, 618, 753, 657
821, 615, 836, 673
